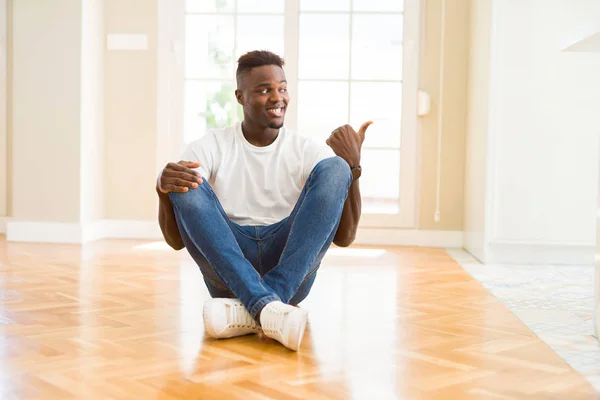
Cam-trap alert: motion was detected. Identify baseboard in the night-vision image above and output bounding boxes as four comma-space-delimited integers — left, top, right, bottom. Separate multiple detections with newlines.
486, 240, 595, 265
463, 231, 485, 262
94, 220, 162, 240
353, 228, 463, 247
6, 219, 163, 244
6, 221, 84, 244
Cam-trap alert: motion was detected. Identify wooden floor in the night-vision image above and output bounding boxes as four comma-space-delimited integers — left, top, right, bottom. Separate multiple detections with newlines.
0, 237, 598, 400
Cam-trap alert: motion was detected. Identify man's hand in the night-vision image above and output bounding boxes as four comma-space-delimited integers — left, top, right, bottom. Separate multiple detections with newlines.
158, 161, 203, 194
326, 121, 373, 167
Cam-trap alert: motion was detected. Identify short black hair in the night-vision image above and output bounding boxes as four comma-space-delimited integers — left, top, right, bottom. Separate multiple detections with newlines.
236, 50, 285, 88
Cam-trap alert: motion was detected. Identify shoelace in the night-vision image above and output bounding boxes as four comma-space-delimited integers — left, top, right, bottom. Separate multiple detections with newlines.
227, 303, 257, 329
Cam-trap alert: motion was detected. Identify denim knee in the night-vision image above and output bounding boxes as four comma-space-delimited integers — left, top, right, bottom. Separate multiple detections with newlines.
312, 156, 352, 192
168, 182, 213, 212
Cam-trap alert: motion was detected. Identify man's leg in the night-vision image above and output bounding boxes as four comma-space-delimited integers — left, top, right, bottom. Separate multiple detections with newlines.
260, 219, 337, 305
261, 156, 352, 303
287, 230, 334, 306
173, 212, 236, 299
168, 181, 280, 319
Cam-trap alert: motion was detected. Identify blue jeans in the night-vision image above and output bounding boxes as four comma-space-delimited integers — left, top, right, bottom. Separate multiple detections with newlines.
168, 156, 352, 319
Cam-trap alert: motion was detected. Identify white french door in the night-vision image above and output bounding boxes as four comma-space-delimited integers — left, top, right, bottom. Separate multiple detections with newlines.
182, 0, 420, 228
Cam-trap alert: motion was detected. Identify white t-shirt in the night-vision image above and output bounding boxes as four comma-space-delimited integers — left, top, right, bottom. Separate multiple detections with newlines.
181, 122, 335, 226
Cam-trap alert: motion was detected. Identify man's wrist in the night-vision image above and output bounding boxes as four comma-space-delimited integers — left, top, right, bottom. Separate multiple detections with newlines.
343, 154, 360, 169
350, 165, 362, 181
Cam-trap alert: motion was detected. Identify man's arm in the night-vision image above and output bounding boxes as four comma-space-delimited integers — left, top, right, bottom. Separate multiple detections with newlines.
333, 178, 361, 247
326, 121, 372, 248
157, 187, 185, 250
156, 161, 204, 250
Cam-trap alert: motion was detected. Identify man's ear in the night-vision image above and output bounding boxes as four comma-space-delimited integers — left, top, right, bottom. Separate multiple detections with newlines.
235, 89, 244, 106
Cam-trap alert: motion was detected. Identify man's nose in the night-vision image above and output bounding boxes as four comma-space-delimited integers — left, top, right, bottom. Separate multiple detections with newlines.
269, 90, 283, 103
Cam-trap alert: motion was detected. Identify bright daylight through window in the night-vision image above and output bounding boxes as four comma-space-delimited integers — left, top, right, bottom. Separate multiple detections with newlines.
183, 0, 417, 221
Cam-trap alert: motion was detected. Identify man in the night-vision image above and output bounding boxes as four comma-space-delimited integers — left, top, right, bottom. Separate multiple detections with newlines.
156, 50, 371, 351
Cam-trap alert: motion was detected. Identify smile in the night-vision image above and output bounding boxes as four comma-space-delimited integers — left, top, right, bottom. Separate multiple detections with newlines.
266, 107, 284, 117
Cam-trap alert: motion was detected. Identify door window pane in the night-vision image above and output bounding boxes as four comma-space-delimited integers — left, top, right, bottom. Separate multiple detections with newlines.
186, 0, 235, 13
300, 0, 350, 11
351, 15, 403, 80
360, 149, 400, 214
184, 81, 237, 144
297, 81, 349, 142
185, 16, 234, 79
299, 14, 350, 79
352, 0, 404, 12
237, 0, 284, 13
236, 16, 285, 59
350, 82, 402, 148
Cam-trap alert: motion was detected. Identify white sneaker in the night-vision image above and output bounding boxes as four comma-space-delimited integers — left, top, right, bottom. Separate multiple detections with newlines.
203, 298, 261, 339
260, 301, 309, 351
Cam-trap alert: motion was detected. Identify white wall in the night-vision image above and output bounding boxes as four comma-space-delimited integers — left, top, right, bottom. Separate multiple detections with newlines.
466, 0, 600, 264
12, 0, 82, 222
0, 0, 7, 221
5, 0, 165, 242
80, 0, 104, 224
7, 0, 107, 243
463, 0, 492, 261
156, 0, 185, 180
104, 0, 158, 221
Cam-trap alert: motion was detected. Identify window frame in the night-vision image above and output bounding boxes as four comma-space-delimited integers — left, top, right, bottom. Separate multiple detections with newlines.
158, 0, 422, 229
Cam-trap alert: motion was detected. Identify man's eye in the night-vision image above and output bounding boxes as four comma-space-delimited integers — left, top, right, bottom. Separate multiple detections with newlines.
280, 88, 287, 93
260, 89, 269, 94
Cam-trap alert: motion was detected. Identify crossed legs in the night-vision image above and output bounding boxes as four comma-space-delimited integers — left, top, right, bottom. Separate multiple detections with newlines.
168, 157, 352, 349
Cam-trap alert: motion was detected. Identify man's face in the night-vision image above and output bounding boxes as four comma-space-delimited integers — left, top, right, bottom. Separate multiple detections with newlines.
236, 65, 289, 130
